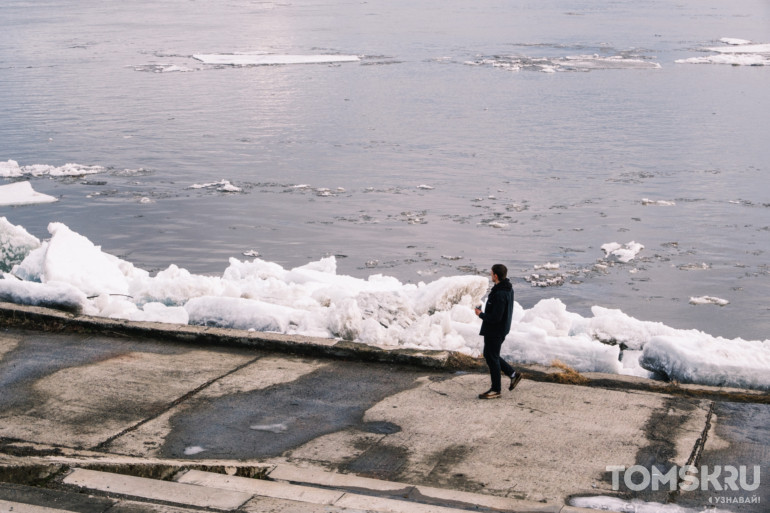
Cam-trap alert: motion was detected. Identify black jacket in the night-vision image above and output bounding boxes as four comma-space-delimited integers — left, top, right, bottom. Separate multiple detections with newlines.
479, 278, 514, 338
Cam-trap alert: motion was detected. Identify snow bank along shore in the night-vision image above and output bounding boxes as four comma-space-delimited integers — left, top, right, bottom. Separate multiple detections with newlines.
0, 219, 768, 391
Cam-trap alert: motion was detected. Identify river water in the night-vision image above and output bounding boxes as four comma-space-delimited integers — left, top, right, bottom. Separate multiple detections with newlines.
1, 0, 768, 340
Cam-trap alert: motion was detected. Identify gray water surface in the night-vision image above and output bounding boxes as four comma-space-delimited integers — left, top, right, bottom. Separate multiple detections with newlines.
1, 0, 768, 339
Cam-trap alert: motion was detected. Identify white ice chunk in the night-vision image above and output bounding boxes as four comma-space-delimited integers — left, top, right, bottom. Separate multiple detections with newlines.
720, 37, 752, 45
677, 54, 770, 66
642, 198, 676, 206
130, 264, 235, 306
91, 294, 189, 324
689, 296, 729, 306
601, 241, 644, 263
502, 298, 621, 373
188, 179, 241, 192
677, 40, 770, 66
642, 334, 770, 390
0, 181, 57, 206
0, 160, 103, 177
193, 53, 360, 66
0, 277, 88, 314
13, 223, 133, 297
185, 296, 307, 332
706, 43, 770, 54
584, 306, 680, 350
2, 220, 769, 391
0, 217, 40, 272
184, 446, 205, 455
618, 350, 655, 378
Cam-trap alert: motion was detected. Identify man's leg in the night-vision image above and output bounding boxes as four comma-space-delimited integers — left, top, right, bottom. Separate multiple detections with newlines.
499, 354, 514, 378
483, 335, 504, 392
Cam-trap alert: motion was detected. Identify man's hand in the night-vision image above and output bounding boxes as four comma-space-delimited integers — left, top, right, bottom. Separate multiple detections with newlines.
474, 307, 482, 317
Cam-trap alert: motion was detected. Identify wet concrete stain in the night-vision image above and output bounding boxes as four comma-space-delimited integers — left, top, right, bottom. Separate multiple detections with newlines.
343, 444, 410, 480
159, 361, 425, 460
0, 331, 187, 413
598, 396, 699, 503
359, 421, 402, 435
676, 402, 769, 512
424, 444, 484, 491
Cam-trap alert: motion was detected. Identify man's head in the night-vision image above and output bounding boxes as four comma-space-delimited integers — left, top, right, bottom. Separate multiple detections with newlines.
491, 263, 507, 283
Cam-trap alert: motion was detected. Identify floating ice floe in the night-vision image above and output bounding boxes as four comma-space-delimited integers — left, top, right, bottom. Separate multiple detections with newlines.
642, 198, 676, 206
0, 220, 768, 390
193, 53, 360, 66
676, 38, 770, 66
720, 37, 752, 46
601, 241, 644, 263
132, 64, 193, 73
417, 184, 434, 190
525, 273, 565, 287
466, 54, 661, 73
679, 263, 710, 271
183, 446, 205, 455
0, 160, 104, 177
188, 179, 242, 192
0, 182, 57, 206
689, 296, 729, 306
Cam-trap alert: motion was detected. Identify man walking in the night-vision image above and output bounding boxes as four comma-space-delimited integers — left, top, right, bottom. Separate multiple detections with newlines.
474, 264, 522, 399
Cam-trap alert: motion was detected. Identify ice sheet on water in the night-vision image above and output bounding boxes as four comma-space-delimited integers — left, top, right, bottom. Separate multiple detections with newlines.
601, 241, 644, 263
721, 37, 753, 45
690, 296, 729, 306
642, 198, 676, 206
188, 180, 242, 192
0, 160, 103, 177
465, 54, 661, 73
131, 64, 193, 73
678, 54, 770, 66
677, 38, 770, 66
2, 220, 769, 390
193, 53, 360, 66
0, 182, 57, 206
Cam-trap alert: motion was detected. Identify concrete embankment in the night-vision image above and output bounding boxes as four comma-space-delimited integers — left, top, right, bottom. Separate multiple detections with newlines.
0, 302, 767, 512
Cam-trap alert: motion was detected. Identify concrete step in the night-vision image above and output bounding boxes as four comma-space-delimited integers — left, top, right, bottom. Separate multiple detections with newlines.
59, 466, 605, 513
177, 469, 476, 513
62, 468, 252, 511
0, 482, 116, 513
266, 464, 562, 512
0, 500, 73, 513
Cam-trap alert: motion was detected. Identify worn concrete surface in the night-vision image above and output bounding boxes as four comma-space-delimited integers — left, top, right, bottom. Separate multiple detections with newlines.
0, 324, 767, 512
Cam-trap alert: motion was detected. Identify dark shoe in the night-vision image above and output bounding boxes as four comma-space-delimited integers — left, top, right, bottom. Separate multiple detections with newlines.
478, 390, 501, 399
509, 372, 523, 391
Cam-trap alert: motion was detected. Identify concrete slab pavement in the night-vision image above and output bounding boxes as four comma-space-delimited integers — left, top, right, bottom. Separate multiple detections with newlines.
0, 312, 768, 512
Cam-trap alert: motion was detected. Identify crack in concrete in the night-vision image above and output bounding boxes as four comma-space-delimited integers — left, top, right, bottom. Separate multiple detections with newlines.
89, 355, 263, 452
668, 400, 715, 502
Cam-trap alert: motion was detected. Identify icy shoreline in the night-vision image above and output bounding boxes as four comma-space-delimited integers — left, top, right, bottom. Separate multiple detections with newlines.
0, 218, 768, 391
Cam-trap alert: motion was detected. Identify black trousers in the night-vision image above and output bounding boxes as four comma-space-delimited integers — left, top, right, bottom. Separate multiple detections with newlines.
483, 334, 515, 392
